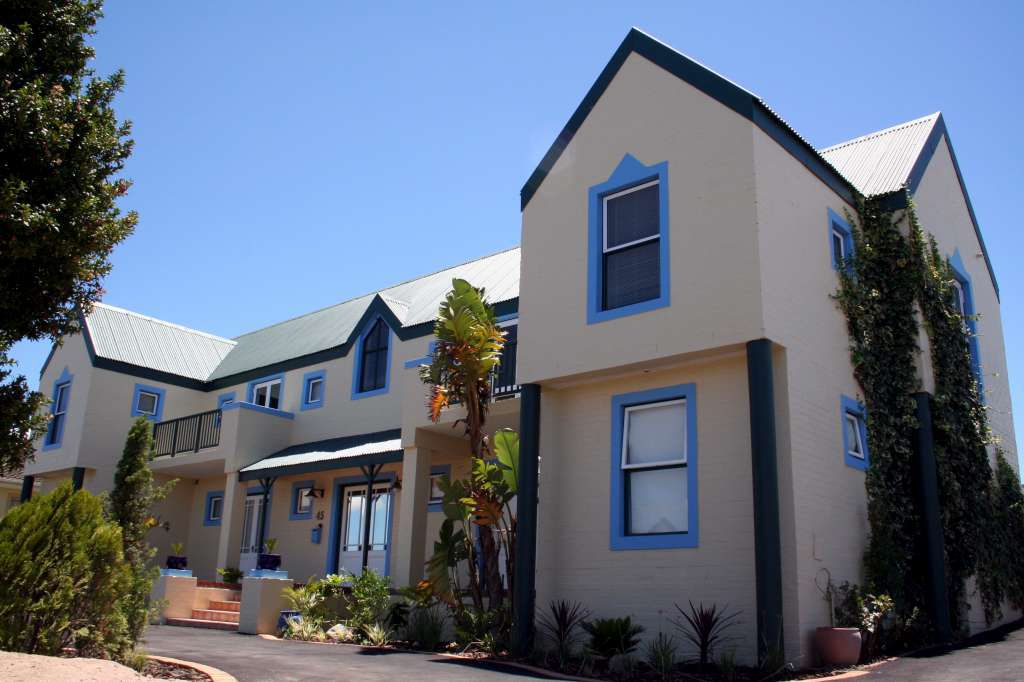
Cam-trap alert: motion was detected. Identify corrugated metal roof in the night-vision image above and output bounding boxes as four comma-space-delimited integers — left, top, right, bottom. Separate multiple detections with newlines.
85, 303, 236, 381
818, 113, 941, 196
208, 246, 520, 380
239, 429, 402, 475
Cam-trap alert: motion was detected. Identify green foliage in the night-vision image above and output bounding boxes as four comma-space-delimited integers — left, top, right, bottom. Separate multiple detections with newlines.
977, 450, 1024, 622
581, 616, 645, 660
538, 599, 591, 670
669, 601, 740, 669
717, 649, 738, 682
0, 0, 136, 474
404, 603, 447, 650
644, 632, 678, 680
362, 621, 392, 647
169, 542, 184, 556
283, 618, 327, 642
108, 417, 176, 646
217, 566, 243, 584
453, 607, 506, 651
345, 569, 391, 634
263, 537, 278, 553
0, 483, 133, 659
834, 197, 924, 616
282, 574, 346, 630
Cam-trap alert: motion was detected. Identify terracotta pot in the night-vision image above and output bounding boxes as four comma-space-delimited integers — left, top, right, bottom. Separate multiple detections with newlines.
815, 627, 862, 666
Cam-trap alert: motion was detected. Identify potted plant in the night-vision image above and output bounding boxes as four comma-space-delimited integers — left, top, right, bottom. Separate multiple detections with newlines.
814, 569, 862, 666
166, 542, 188, 570
257, 537, 282, 571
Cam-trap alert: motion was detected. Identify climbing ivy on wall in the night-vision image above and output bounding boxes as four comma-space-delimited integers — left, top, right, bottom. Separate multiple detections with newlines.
836, 193, 1024, 636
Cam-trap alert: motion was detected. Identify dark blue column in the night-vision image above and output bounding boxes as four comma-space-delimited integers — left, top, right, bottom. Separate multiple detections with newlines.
19, 475, 35, 503
512, 383, 541, 656
71, 467, 85, 491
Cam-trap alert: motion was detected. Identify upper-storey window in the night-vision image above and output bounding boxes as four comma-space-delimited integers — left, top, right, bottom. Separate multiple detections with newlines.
130, 383, 165, 421
828, 208, 853, 271
603, 180, 661, 310
950, 279, 967, 318
45, 378, 71, 448
136, 391, 158, 415
357, 318, 389, 395
588, 154, 670, 325
301, 369, 326, 411
251, 377, 282, 409
949, 250, 983, 396
840, 395, 869, 471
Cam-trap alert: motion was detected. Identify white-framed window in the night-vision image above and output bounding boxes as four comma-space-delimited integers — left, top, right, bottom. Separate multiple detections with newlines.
950, 279, 967, 317
620, 398, 688, 536
831, 225, 847, 266
844, 412, 865, 460
47, 382, 70, 445
306, 377, 323, 404
294, 486, 314, 515
135, 390, 160, 416
429, 472, 444, 505
252, 378, 282, 409
208, 495, 223, 521
602, 180, 661, 311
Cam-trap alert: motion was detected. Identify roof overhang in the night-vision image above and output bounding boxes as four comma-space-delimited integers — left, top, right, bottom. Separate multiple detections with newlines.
237, 429, 403, 481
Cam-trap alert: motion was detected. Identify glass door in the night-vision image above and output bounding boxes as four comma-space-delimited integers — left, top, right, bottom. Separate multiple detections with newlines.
239, 494, 265, 572
337, 484, 391, 577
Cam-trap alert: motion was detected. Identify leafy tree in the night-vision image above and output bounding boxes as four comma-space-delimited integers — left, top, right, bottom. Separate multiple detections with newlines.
107, 417, 175, 645
0, 482, 132, 659
0, 0, 136, 474
420, 278, 507, 609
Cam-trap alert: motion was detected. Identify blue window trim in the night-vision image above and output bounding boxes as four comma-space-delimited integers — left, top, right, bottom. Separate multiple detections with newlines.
351, 316, 392, 400
246, 372, 286, 409
403, 340, 438, 369
300, 369, 327, 411
42, 366, 74, 451
204, 490, 225, 526
289, 480, 316, 520
828, 208, 854, 271
587, 154, 671, 325
130, 383, 166, 421
217, 392, 236, 409
427, 464, 451, 512
325, 472, 396, 577
949, 249, 984, 397
840, 394, 870, 471
610, 383, 698, 550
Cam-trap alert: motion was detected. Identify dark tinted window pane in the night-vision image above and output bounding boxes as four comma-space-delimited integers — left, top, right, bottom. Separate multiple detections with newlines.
603, 240, 660, 310
832, 231, 844, 265
606, 184, 659, 249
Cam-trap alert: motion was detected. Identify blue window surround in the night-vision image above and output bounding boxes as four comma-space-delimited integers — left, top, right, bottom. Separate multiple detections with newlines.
325, 472, 396, 577
840, 394, 870, 471
246, 372, 286, 408
950, 249, 984, 396
217, 392, 236, 409
427, 464, 451, 512
42, 366, 74, 451
351, 316, 392, 400
828, 208, 854, 271
403, 340, 438, 369
610, 383, 698, 550
290, 480, 316, 520
300, 369, 327, 411
130, 383, 166, 421
587, 154, 671, 325
204, 490, 225, 526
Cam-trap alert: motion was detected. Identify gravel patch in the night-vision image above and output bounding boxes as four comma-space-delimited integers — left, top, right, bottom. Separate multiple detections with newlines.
0, 651, 144, 681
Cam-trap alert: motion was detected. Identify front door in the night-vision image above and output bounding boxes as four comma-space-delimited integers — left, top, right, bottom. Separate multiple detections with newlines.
337, 484, 391, 577
239, 494, 266, 572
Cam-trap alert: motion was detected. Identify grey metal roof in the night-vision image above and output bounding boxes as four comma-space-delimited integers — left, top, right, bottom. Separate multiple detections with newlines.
238, 429, 402, 480
818, 113, 941, 197
208, 246, 520, 380
85, 303, 236, 381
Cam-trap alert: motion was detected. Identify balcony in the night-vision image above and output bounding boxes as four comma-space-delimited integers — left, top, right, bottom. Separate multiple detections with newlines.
491, 331, 519, 399
153, 409, 222, 457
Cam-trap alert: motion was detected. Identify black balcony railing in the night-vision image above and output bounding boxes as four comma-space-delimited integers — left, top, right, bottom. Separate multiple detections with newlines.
153, 409, 222, 457
492, 329, 519, 399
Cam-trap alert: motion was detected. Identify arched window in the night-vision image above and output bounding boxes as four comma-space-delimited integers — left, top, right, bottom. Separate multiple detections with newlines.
359, 319, 390, 393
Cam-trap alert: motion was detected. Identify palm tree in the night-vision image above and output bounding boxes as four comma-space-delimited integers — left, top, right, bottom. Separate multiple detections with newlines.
421, 278, 506, 609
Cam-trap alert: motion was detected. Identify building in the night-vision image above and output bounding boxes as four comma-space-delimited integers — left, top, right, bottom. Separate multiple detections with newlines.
24, 29, 1017, 665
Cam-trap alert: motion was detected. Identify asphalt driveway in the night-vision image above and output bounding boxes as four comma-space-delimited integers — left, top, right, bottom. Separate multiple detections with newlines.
869, 619, 1024, 681
143, 625, 552, 682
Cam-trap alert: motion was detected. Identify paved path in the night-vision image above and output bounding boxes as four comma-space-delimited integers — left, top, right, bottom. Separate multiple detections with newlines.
143, 625, 552, 682
869, 621, 1024, 681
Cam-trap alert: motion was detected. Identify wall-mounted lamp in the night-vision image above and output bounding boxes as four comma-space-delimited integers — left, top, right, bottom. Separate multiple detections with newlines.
393, 477, 402, 491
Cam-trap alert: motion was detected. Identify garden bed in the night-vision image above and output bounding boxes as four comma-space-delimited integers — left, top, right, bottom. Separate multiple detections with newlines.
143, 657, 212, 681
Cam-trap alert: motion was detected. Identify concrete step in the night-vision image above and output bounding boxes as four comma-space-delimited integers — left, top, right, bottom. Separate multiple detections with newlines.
191, 608, 239, 623
165, 617, 238, 631
208, 600, 241, 613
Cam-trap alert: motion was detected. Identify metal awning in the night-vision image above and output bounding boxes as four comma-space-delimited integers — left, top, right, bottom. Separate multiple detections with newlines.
238, 428, 402, 481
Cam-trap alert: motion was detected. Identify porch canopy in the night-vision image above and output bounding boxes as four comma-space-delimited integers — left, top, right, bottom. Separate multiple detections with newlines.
237, 428, 402, 482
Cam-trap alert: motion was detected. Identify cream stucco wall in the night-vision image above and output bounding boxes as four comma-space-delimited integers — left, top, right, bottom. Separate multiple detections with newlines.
517, 52, 763, 385
535, 352, 758, 663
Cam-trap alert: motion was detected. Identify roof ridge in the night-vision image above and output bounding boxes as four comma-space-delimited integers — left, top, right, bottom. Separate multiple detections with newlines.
90, 303, 237, 345
819, 112, 941, 154
230, 245, 521, 340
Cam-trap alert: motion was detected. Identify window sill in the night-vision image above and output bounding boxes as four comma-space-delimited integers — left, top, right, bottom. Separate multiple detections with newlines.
588, 294, 670, 325
610, 531, 698, 551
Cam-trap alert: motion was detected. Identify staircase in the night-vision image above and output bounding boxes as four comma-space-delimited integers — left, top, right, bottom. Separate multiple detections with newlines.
165, 587, 241, 631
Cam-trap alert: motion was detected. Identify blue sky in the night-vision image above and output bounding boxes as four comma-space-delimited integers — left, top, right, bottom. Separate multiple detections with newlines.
10, 1, 1024, 460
